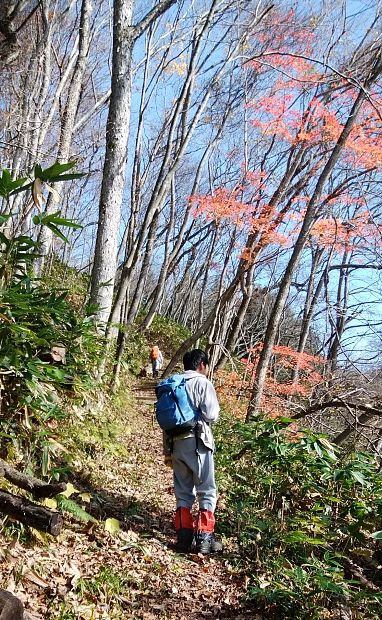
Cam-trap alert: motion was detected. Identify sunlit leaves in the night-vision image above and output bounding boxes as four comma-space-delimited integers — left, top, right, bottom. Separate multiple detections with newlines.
104, 518, 121, 534
32, 212, 83, 243
0, 169, 27, 198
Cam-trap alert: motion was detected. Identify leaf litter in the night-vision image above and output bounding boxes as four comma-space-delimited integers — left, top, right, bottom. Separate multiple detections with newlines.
0, 386, 256, 619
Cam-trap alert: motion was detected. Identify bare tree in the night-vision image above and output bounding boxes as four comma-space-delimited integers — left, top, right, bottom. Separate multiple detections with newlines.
89, 0, 177, 327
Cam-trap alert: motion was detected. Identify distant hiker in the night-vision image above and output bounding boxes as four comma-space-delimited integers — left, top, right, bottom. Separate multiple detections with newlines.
150, 345, 163, 378
155, 349, 223, 555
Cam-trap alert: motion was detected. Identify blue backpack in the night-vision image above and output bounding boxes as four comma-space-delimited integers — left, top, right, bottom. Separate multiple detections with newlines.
155, 374, 199, 436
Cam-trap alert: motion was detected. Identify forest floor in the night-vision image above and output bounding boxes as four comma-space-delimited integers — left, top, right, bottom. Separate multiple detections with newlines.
0, 379, 257, 619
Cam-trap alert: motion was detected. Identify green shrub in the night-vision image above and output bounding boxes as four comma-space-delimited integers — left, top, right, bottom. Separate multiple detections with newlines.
0, 163, 102, 473
120, 313, 192, 376
119, 326, 151, 375
215, 415, 382, 619
42, 256, 89, 311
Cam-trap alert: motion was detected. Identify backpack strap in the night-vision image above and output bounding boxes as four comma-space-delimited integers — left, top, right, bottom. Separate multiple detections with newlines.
180, 376, 201, 457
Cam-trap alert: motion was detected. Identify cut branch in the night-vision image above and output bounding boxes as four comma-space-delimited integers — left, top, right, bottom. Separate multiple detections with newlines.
0, 489, 63, 535
0, 458, 66, 499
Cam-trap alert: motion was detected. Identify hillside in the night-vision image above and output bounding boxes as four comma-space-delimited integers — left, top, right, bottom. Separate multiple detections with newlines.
0, 379, 253, 620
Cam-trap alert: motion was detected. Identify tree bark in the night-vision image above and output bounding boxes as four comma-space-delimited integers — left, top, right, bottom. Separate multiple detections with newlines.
0, 458, 66, 499
36, 0, 93, 273
216, 264, 255, 369
90, 0, 176, 327
89, 0, 134, 326
0, 489, 63, 535
108, 0, 258, 328
327, 250, 350, 372
126, 210, 159, 327
290, 248, 327, 384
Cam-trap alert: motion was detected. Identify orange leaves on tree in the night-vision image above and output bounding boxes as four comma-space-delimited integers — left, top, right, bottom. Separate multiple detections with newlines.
190, 170, 267, 226
271, 344, 324, 371
250, 8, 317, 78
189, 188, 248, 226
255, 52, 317, 80
343, 97, 382, 168
309, 209, 375, 251
246, 14, 382, 171
249, 202, 290, 248
215, 369, 248, 420
248, 57, 382, 171
241, 167, 268, 190
215, 344, 324, 422
241, 343, 324, 417
249, 94, 344, 149
191, 173, 290, 262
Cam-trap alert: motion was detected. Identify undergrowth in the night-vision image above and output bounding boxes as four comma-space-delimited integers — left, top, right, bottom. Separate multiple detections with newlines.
215, 414, 382, 619
120, 314, 192, 375
52, 382, 134, 485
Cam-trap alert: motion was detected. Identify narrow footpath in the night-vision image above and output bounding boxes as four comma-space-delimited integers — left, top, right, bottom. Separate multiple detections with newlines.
0, 380, 257, 619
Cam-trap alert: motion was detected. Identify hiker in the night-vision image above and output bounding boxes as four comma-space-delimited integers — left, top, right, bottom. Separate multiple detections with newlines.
150, 345, 163, 378
163, 349, 223, 555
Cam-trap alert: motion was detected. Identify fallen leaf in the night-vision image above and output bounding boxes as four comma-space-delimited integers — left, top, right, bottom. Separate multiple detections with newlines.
79, 492, 91, 503
43, 498, 57, 509
60, 482, 78, 498
104, 518, 120, 534
24, 570, 49, 589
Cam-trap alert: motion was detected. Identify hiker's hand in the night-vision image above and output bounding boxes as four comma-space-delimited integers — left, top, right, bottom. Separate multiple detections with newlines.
164, 455, 172, 468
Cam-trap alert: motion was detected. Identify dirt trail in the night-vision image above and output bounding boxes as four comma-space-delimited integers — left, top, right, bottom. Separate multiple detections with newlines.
0, 380, 255, 619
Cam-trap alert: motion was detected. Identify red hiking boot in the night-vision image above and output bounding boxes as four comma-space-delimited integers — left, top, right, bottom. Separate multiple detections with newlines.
195, 509, 223, 554
174, 507, 194, 552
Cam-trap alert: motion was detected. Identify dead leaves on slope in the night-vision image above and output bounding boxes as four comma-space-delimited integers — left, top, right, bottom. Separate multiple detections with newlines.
0, 399, 249, 619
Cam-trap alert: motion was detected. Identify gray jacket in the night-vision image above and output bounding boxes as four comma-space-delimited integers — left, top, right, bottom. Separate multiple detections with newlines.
164, 370, 220, 452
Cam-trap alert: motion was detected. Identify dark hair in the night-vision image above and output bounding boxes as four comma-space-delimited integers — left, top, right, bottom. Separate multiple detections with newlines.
183, 349, 209, 371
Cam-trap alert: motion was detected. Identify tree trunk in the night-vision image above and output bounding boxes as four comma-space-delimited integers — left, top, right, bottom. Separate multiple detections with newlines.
36, 0, 92, 273
327, 250, 350, 372
90, 0, 176, 327
290, 248, 326, 384
108, 0, 258, 328
89, 0, 134, 326
125, 210, 159, 326
163, 262, 246, 376
216, 264, 255, 369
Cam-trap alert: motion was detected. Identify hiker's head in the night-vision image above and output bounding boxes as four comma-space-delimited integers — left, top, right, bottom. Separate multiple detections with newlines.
183, 349, 209, 375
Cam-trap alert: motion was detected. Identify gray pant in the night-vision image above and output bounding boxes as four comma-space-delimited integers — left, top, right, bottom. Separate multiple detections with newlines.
171, 436, 217, 512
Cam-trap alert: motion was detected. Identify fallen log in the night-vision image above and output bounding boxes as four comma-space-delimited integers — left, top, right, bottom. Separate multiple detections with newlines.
0, 490, 63, 535
0, 458, 66, 499
0, 589, 24, 620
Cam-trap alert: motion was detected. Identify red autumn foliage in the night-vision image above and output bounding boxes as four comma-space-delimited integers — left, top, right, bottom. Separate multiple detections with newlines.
190, 22, 382, 262
215, 344, 325, 421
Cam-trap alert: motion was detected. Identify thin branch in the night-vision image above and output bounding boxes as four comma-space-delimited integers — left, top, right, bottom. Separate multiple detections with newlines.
293, 400, 382, 421
133, 0, 177, 41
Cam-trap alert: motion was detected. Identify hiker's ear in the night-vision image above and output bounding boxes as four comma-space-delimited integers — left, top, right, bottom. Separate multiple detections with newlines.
199, 362, 208, 375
